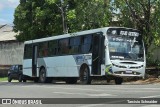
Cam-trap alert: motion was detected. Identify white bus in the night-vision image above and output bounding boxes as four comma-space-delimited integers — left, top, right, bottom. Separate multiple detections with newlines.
22, 27, 146, 84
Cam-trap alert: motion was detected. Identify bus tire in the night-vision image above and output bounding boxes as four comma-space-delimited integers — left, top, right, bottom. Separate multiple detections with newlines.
8, 75, 12, 82
115, 77, 123, 85
23, 79, 26, 82
18, 74, 23, 82
79, 65, 91, 84
39, 68, 47, 83
107, 79, 110, 83
65, 77, 77, 84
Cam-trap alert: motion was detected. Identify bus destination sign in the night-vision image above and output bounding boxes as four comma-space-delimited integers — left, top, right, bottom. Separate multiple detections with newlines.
107, 28, 140, 37
120, 31, 139, 37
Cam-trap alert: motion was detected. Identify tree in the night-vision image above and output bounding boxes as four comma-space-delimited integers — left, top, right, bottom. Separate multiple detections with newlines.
112, 0, 160, 53
13, 0, 112, 41
71, 0, 111, 32
14, 0, 65, 41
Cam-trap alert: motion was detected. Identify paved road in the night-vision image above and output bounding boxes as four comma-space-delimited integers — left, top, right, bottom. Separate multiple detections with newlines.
0, 81, 160, 107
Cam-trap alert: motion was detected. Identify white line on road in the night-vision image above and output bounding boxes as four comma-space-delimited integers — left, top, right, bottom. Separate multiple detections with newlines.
49, 87, 159, 93
53, 92, 116, 97
140, 95, 160, 98
114, 87, 160, 90
22, 85, 160, 93
141, 105, 160, 107
78, 104, 105, 107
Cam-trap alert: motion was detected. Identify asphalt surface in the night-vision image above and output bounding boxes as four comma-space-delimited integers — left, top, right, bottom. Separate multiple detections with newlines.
0, 81, 160, 107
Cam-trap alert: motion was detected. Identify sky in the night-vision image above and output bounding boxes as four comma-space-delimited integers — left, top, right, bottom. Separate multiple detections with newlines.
0, 0, 19, 25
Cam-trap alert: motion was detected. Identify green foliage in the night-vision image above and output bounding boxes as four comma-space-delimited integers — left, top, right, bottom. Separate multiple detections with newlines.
0, 77, 7, 81
112, 0, 160, 52
14, 0, 160, 55
13, 0, 111, 41
72, 0, 110, 31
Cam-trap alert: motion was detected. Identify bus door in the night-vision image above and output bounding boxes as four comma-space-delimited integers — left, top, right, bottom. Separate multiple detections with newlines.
92, 33, 104, 75
32, 45, 38, 77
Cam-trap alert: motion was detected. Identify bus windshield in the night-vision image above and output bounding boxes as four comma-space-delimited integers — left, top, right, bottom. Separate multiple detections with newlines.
107, 29, 144, 61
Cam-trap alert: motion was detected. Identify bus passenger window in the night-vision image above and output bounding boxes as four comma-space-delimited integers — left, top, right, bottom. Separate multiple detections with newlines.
81, 35, 92, 53
24, 44, 32, 59
48, 40, 57, 56
59, 39, 69, 55
69, 36, 81, 54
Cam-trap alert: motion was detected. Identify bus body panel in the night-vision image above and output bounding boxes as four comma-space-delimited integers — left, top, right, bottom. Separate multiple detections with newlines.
23, 54, 92, 77
22, 27, 146, 82
23, 59, 32, 77
110, 60, 145, 77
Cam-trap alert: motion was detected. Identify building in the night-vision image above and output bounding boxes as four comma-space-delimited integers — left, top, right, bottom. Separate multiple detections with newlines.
0, 24, 24, 77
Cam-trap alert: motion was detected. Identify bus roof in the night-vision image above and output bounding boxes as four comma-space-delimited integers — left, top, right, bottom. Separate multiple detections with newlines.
24, 27, 138, 44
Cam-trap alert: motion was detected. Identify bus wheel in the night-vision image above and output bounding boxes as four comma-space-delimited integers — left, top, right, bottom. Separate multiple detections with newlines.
65, 78, 77, 84
39, 68, 46, 83
115, 77, 123, 85
23, 79, 26, 82
79, 66, 91, 84
107, 79, 110, 83
18, 75, 23, 82
8, 75, 12, 82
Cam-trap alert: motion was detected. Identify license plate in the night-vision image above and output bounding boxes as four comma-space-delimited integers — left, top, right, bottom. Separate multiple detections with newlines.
126, 70, 132, 74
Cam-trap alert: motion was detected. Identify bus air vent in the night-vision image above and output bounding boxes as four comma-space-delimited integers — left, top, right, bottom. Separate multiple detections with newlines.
120, 62, 137, 64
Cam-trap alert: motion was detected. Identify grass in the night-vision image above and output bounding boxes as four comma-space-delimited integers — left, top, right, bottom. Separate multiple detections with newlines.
0, 77, 8, 82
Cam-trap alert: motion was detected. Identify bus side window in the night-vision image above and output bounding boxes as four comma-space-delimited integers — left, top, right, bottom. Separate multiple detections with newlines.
81, 35, 92, 53
38, 42, 48, 57
69, 37, 74, 54
48, 40, 57, 56
59, 39, 69, 55
43, 42, 48, 57
38, 43, 43, 57
74, 36, 81, 53
69, 36, 81, 54
24, 44, 32, 59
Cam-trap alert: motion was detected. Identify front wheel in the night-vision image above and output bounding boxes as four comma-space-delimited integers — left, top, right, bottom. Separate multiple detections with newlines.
8, 75, 12, 82
39, 68, 47, 83
18, 75, 23, 82
23, 79, 26, 82
34, 78, 39, 83
79, 66, 91, 84
115, 77, 123, 85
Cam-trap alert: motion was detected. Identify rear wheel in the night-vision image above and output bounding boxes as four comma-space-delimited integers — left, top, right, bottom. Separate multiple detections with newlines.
39, 68, 47, 83
18, 75, 23, 82
23, 79, 26, 82
8, 75, 12, 82
79, 66, 91, 84
115, 77, 123, 85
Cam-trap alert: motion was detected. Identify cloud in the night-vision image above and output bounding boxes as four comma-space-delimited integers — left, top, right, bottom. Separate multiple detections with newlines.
0, 0, 19, 10
0, 18, 9, 25
0, 0, 19, 24
0, 3, 4, 10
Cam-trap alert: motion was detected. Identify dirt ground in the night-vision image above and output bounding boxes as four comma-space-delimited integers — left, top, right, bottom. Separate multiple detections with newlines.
126, 78, 160, 84
92, 77, 160, 85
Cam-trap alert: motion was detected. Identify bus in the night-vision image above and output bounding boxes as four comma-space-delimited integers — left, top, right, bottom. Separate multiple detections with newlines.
22, 27, 146, 84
